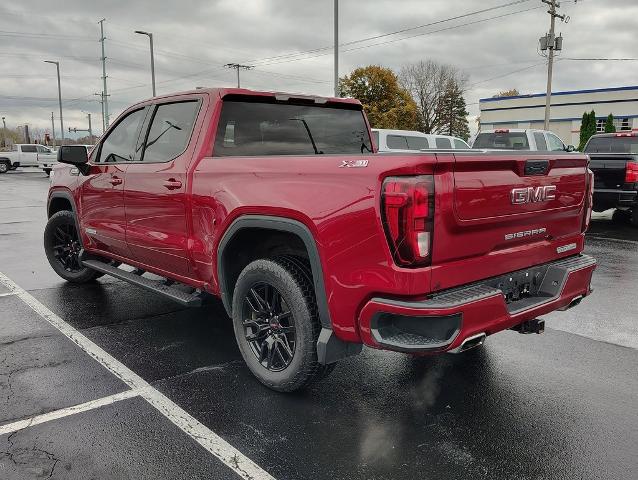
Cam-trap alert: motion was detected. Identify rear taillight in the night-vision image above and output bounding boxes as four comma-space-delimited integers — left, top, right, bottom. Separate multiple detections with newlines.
381, 176, 434, 267
625, 162, 638, 183
582, 168, 594, 232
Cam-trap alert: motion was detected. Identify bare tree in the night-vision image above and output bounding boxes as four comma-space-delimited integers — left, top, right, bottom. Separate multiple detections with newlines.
399, 60, 467, 134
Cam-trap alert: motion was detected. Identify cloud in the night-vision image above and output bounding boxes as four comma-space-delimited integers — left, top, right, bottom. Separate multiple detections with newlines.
1, 0, 636, 136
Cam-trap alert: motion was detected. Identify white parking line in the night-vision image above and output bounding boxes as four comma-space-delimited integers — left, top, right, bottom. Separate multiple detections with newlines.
0, 271, 276, 480
0, 292, 16, 297
0, 389, 139, 436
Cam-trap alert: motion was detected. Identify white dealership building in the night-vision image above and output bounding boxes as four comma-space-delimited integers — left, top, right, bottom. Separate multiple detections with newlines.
479, 85, 638, 146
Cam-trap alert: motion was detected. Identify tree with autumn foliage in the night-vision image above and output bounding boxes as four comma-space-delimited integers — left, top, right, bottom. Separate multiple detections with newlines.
339, 65, 418, 130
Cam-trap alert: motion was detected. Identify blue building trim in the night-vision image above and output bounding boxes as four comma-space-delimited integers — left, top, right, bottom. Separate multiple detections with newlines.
482, 114, 638, 126
481, 97, 638, 112
480, 85, 638, 103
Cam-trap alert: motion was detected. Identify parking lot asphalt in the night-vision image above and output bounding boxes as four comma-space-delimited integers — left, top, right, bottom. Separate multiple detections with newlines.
1, 170, 637, 480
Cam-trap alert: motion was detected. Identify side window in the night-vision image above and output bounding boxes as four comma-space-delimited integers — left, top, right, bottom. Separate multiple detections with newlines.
406, 136, 429, 150
98, 109, 146, 163
386, 135, 409, 150
546, 133, 565, 151
533, 132, 548, 151
141, 101, 199, 163
453, 139, 469, 149
435, 137, 452, 149
21, 145, 37, 153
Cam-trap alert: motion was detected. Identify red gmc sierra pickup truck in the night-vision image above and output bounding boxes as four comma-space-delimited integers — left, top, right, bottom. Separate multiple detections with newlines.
45, 88, 596, 391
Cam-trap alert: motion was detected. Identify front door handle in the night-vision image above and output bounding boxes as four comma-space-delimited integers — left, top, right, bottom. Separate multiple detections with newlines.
163, 179, 182, 190
110, 176, 123, 186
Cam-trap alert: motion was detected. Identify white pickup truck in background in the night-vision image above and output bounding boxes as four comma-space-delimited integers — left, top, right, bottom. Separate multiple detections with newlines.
471, 128, 575, 152
0, 144, 57, 175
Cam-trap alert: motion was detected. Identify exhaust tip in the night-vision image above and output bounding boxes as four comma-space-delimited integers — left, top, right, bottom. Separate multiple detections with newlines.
450, 332, 486, 354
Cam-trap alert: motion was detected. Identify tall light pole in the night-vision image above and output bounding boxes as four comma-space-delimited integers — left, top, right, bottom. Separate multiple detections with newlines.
44, 60, 64, 145
334, 0, 339, 97
1, 116, 6, 147
135, 30, 156, 96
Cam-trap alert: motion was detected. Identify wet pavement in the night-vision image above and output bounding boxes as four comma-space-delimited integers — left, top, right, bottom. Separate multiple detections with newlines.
1, 170, 637, 479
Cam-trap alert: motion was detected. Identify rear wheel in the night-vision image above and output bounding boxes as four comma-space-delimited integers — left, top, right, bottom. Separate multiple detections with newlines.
612, 209, 631, 224
43, 168, 51, 176
231, 257, 333, 392
44, 210, 101, 283
631, 209, 638, 228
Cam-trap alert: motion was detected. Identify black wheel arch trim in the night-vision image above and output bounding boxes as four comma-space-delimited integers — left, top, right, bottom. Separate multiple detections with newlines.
47, 191, 83, 248
217, 215, 362, 364
217, 215, 330, 328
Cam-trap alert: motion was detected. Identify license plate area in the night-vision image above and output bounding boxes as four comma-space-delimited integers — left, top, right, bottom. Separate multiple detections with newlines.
483, 264, 553, 312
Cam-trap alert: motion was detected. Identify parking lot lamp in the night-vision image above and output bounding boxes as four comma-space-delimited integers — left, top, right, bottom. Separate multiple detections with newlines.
134, 30, 156, 97
44, 60, 64, 145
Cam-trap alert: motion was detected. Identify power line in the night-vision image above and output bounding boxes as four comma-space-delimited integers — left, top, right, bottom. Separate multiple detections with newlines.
466, 62, 546, 90
252, 5, 544, 67
0, 30, 94, 41
244, 0, 534, 65
561, 57, 638, 61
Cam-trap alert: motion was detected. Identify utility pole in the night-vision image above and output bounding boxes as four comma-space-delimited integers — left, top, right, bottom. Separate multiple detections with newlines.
334, 0, 339, 97
225, 63, 253, 88
94, 92, 109, 134
134, 30, 156, 96
540, 0, 567, 130
50, 112, 56, 149
99, 19, 110, 128
87, 113, 93, 143
1, 116, 5, 148
44, 60, 64, 145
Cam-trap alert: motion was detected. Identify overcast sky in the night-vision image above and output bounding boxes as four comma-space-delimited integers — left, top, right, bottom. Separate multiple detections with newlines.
1, 0, 637, 138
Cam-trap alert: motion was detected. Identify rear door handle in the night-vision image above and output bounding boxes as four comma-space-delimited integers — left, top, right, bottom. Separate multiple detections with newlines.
110, 176, 123, 186
163, 179, 182, 190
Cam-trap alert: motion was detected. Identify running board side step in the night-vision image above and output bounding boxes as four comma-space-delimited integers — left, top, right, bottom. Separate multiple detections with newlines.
81, 259, 202, 307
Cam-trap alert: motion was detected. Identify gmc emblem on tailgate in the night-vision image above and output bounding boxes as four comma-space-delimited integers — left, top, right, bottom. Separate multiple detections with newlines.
510, 185, 556, 205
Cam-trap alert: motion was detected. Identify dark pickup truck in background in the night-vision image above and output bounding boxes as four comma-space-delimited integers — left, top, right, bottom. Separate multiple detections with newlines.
585, 132, 638, 226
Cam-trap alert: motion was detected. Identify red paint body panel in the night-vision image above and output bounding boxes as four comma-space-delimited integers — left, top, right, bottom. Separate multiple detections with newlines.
48, 87, 595, 352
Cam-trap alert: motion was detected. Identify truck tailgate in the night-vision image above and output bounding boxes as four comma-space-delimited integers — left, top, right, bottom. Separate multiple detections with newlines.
430, 153, 588, 292
589, 154, 632, 189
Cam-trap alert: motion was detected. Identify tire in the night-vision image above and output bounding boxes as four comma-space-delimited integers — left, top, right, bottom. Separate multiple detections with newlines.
44, 210, 101, 283
612, 209, 631, 224
231, 256, 334, 392
631, 209, 638, 228
0, 161, 8, 174
43, 168, 51, 176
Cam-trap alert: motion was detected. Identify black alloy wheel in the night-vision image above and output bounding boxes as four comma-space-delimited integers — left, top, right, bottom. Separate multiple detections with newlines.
242, 282, 296, 372
51, 223, 83, 273
44, 210, 101, 283
231, 257, 335, 392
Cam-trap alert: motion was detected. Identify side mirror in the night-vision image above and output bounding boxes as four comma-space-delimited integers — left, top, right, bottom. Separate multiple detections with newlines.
58, 145, 90, 174
566, 144, 576, 152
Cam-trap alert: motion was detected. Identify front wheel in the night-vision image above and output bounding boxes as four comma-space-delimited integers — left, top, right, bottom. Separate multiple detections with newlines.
43, 168, 51, 176
231, 257, 334, 392
0, 161, 9, 174
44, 210, 101, 283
